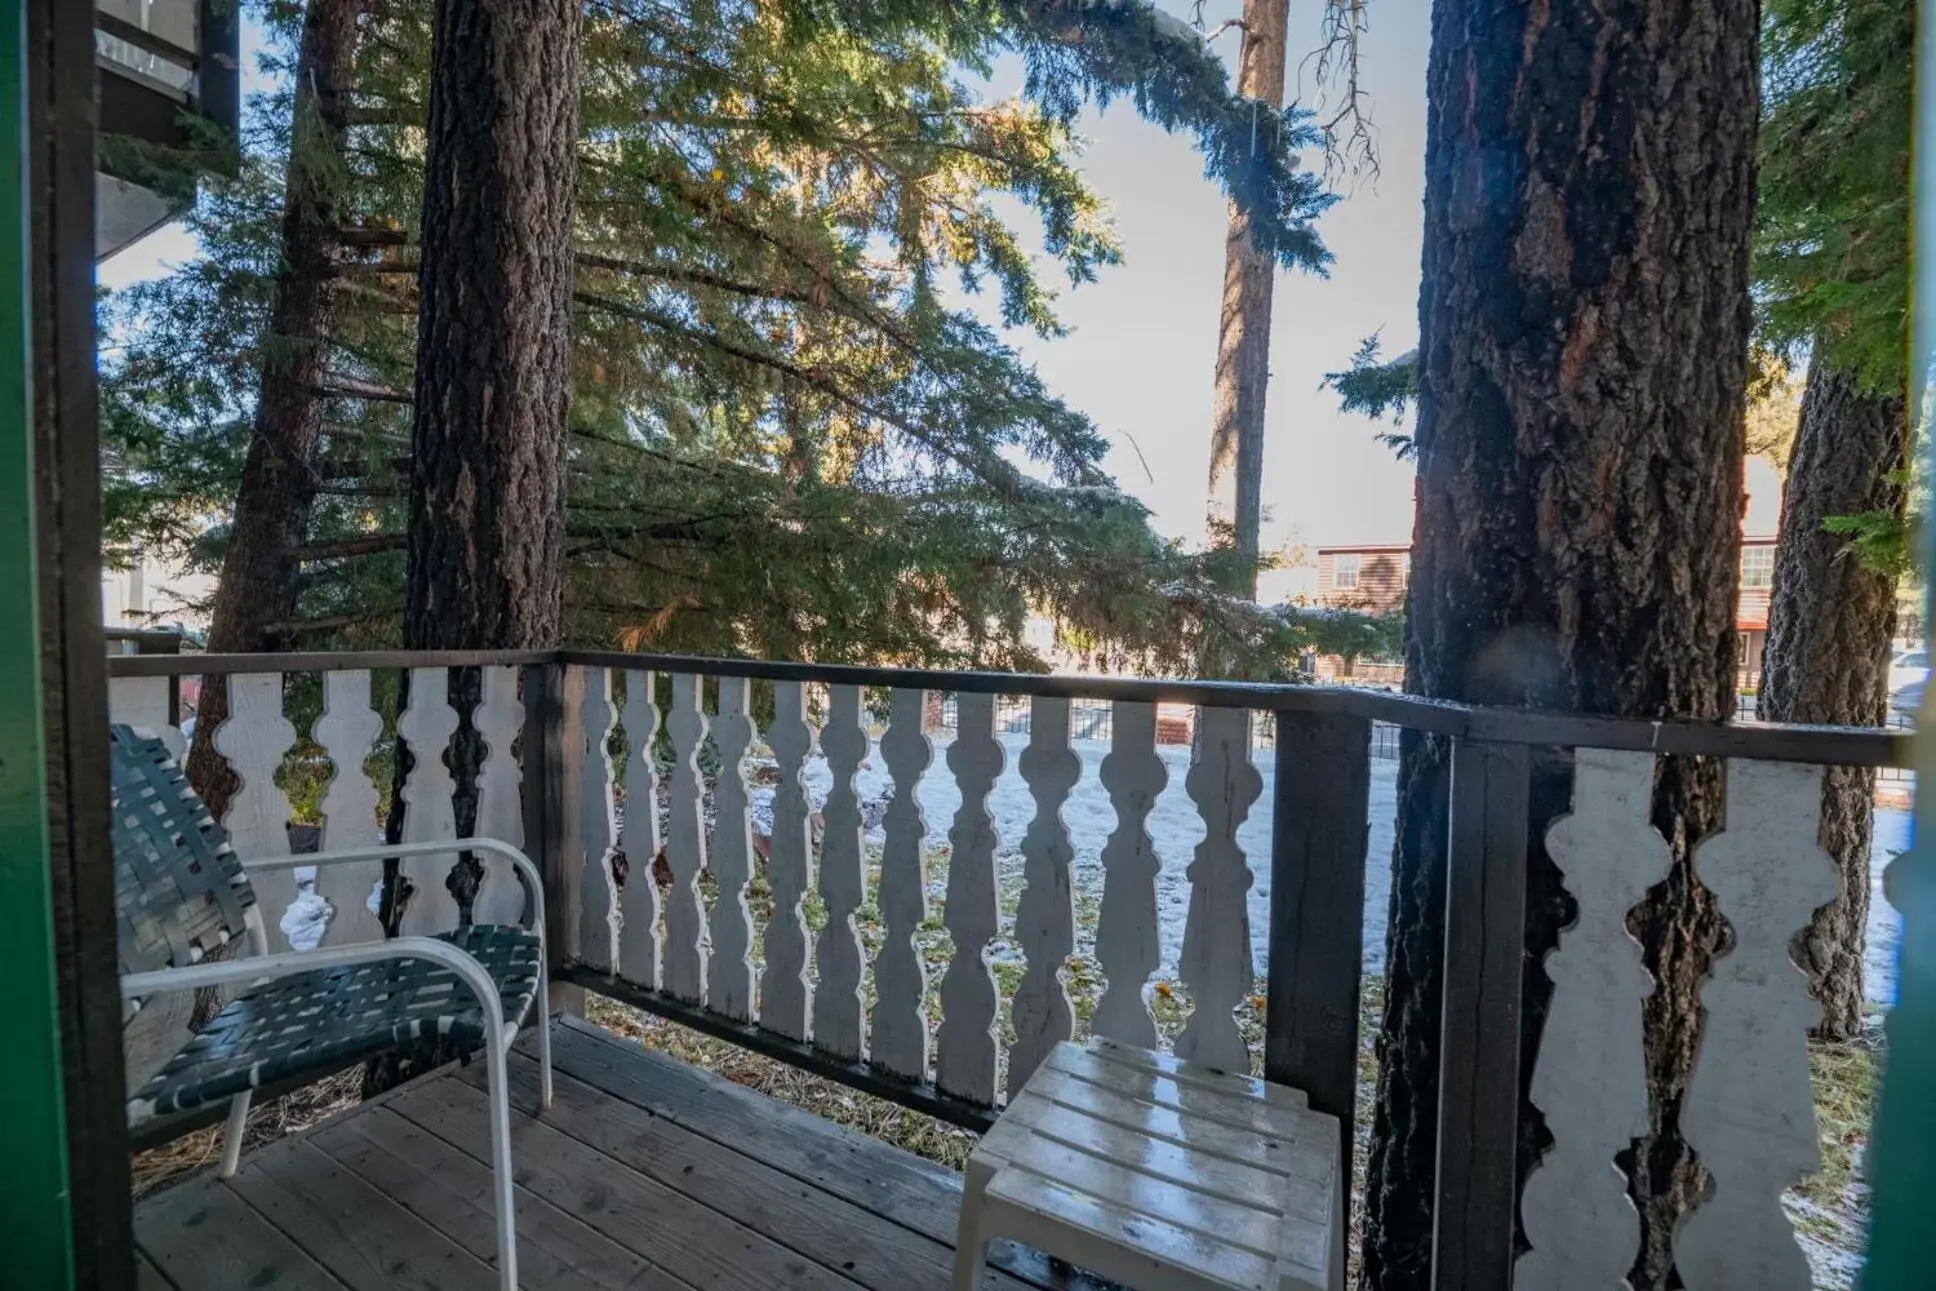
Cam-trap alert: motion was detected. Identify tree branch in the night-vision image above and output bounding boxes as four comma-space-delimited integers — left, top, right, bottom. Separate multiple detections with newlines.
293, 533, 405, 561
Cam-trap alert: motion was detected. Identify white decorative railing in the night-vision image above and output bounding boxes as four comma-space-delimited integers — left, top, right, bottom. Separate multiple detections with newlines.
105, 647, 1910, 1290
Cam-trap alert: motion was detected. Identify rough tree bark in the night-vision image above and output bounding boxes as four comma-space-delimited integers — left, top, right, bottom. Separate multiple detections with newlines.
384, 0, 581, 933
1362, 2, 1758, 1289
185, 0, 360, 816
404, 0, 579, 654
1203, 0, 1287, 605
1758, 358, 1907, 1041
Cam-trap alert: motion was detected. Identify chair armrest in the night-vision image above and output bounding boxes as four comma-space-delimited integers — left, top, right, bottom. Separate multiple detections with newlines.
241, 838, 548, 940
120, 936, 509, 1036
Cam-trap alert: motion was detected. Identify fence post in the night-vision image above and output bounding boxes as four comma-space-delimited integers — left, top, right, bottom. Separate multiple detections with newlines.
1433, 736, 1530, 1291
1264, 709, 1372, 1255
523, 661, 582, 1015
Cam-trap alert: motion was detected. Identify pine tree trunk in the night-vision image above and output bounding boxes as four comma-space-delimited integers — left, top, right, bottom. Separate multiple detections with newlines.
1758, 358, 1907, 1041
1362, 3, 1758, 1289
387, 0, 580, 935
1203, 0, 1287, 604
185, 0, 360, 816
404, 0, 580, 655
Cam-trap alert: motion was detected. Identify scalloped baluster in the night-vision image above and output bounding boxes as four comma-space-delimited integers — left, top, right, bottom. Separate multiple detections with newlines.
814, 684, 870, 1060
709, 676, 757, 1021
619, 670, 662, 990
1009, 697, 1082, 1096
1176, 706, 1262, 1073
216, 672, 298, 949
578, 667, 620, 972
663, 674, 711, 1003
761, 681, 816, 1040
938, 692, 1005, 1104
108, 675, 184, 760
470, 666, 526, 927
1093, 701, 1165, 1046
1516, 749, 1669, 1290
872, 688, 933, 1080
1675, 761, 1837, 1291
396, 668, 461, 936
313, 670, 384, 948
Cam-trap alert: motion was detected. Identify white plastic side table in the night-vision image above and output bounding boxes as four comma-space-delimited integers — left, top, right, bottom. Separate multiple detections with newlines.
952, 1037, 1341, 1291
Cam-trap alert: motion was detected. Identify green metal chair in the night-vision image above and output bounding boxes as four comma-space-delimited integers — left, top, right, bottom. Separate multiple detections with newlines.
112, 725, 550, 1290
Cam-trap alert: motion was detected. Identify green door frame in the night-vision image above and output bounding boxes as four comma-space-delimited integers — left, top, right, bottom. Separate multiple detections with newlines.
1863, 2, 1936, 1285
0, 0, 72, 1283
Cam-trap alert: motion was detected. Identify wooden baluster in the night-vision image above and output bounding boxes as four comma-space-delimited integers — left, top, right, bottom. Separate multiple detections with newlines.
471, 665, 527, 927
762, 680, 816, 1039
578, 667, 620, 972
938, 692, 1005, 1104
215, 672, 299, 950
1516, 749, 1668, 1290
107, 675, 183, 760
397, 667, 461, 937
814, 684, 870, 1059
873, 687, 933, 1080
618, 670, 662, 991
1093, 701, 1165, 1047
1675, 761, 1837, 1291
1010, 696, 1080, 1096
709, 676, 757, 1021
312, 669, 385, 948
1436, 737, 1531, 1291
1176, 706, 1262, 1073
663, 674, 711, 1003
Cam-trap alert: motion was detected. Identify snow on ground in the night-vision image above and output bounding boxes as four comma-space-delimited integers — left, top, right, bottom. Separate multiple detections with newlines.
1869, 804, 1909, 1004
769, 731, 1390, 980
772, 730, 1908, 1000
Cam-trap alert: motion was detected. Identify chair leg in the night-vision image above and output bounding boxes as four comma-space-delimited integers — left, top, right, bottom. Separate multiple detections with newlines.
535, 958, 554, 1111
218, 1090, 252, 1179
484, 1037, 520, 1289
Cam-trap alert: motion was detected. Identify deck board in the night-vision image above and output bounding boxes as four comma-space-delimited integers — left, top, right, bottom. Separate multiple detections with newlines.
390, 1077, 864, 1291
135, 1249, 177, 1290
236, 1139, 498, 1290
540, 1017, 1113, 1291
309, 1107, 685, 1291
480, 1050, 1027, 1291
136, 1169, 347, 1290
135, 1015, 1112, 1290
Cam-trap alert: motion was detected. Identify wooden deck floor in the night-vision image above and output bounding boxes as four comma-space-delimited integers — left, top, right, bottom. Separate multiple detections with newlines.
133, 1015, 1106, 1290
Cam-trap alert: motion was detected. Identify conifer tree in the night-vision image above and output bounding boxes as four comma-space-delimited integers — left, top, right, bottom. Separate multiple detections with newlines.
104, 0, 1335, 675
1754, 0, 1914, 1039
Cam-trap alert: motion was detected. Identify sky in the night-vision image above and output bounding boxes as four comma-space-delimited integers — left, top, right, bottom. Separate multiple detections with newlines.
978, 0, 1433, 554
100, 1, 1434, 561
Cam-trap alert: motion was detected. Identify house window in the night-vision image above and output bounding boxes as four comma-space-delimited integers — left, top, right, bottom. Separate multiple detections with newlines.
1333, 554, 1361, 590
1741, 546, 1774, 590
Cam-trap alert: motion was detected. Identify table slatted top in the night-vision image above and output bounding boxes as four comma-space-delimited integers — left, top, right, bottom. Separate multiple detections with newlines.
972, 1039, 1341, 1291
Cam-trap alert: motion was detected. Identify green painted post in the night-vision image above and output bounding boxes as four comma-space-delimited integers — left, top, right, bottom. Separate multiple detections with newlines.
1862, 3, 1936, 1286
0, 0, 74, 1284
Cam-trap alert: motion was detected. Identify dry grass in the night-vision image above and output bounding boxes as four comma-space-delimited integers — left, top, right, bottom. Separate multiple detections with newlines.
583, 993, 985, 1169
129, 1066, 366, 1200
1783, 1022, 1883, 1279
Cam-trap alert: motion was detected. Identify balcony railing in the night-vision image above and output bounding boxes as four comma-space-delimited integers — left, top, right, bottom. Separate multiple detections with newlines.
107, 646, 1909, 1290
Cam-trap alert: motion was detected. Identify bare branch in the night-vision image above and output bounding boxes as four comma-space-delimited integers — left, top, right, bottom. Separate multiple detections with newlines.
1300, 0, 1379, 181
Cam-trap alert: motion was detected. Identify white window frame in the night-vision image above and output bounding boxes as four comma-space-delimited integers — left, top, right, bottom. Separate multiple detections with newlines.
1741, 546, 1774, 590
1333, 554, 1362, 590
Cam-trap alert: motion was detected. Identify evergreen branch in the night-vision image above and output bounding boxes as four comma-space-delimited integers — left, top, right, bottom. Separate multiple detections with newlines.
260, 610, 396, 637
310, 376, 413, 403
574, 253, 914, 346
329, 226, 409, 248
577, 290, 1026, 491
293, 533, 406, 561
